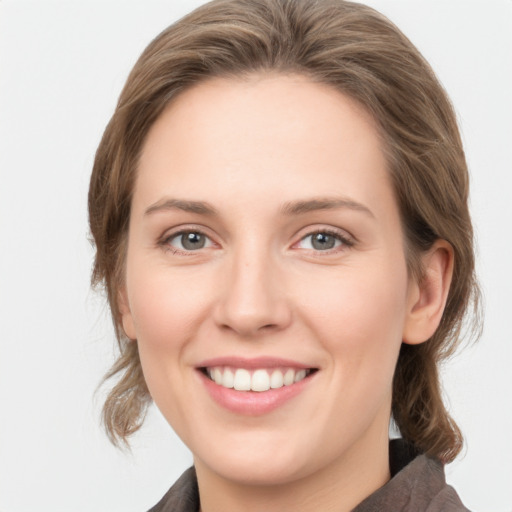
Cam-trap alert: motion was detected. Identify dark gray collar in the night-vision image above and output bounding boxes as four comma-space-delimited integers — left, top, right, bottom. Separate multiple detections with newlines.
353, 440, 469, 511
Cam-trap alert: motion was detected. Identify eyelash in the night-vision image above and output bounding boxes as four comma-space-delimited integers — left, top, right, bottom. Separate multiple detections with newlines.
295, 229, 354, 254
159, 229, 214, 256
159, 227, 354, 256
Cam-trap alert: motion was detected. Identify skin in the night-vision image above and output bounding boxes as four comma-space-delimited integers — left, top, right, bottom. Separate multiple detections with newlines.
120, 74, 453, 512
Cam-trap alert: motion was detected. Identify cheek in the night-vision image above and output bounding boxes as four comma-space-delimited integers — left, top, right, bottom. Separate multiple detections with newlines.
126, 264, 215, 417
297, 263, 409, 443
126, 262, 213, 351
294, 258, 408, 372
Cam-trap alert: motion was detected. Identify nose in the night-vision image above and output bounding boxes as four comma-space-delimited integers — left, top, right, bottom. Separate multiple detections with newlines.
213, 246, 292, 338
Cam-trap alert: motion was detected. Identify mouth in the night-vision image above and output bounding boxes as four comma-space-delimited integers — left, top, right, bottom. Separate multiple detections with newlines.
196, 358, 319, 415
199, 366, 318, 392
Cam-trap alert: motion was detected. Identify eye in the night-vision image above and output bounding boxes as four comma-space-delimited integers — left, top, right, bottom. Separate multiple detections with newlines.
296, 230, 352, 252
165, 230, 213, 252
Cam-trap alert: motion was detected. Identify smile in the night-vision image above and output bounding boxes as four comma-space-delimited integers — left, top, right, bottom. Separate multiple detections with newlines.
203, 366, 315, 392
197, 357, 319, 415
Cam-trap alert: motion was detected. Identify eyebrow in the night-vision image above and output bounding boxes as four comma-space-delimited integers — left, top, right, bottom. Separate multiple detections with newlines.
144, 196, 374, 218
145, 198, 218, 216
280, 197, 375, 218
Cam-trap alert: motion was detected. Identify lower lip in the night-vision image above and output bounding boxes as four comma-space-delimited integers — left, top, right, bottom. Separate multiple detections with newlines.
198, 371, 315, 415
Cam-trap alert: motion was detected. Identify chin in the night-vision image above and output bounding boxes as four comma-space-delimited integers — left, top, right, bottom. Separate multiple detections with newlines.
192, 426, 332, 487
200, 453, 313, 486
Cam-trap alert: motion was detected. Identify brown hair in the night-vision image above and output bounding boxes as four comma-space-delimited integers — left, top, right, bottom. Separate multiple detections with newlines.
89, 0, 480, 461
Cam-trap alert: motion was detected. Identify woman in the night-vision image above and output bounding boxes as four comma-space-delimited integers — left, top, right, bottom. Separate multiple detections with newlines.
88, 0, 480, 510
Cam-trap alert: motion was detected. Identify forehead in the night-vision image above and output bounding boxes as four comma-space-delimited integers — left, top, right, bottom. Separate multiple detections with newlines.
135, 73, 394, 219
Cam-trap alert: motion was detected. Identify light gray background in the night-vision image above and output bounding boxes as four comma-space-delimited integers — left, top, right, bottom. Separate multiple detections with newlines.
0, 1, 511, 511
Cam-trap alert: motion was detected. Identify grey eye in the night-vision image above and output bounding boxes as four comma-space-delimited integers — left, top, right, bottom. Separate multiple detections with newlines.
180, 232, 207, 250
297, 231, 344, 251
167, 231, 213, 251
310, 233, 337, 250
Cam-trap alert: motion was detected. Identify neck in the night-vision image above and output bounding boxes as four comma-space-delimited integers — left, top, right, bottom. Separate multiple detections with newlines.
195, 427, 391, 512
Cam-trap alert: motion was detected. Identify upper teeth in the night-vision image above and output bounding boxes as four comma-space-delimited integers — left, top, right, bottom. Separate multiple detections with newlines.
207, 367, 310, 392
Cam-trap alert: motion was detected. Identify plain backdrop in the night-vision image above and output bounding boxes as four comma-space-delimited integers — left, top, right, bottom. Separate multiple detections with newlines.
0, 1, 511, 511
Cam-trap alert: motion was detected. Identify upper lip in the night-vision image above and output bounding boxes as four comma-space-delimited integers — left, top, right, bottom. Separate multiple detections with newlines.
197, 356, 316, 370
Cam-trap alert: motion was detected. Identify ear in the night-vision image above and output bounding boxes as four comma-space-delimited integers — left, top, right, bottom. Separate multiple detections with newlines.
118, 287, 137, 340
402, 240, 454, 345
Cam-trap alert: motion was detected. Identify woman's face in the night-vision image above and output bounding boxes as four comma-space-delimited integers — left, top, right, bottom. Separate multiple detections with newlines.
121, 74, 420, 485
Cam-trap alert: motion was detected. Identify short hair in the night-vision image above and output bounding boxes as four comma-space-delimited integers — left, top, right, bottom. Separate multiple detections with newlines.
88, 0, 481, 462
